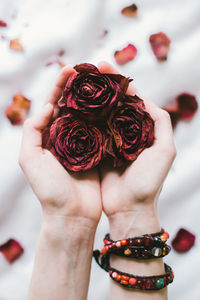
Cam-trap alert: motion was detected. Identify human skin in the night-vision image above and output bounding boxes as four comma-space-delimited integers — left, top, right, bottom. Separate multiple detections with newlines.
19, 63, 175, 300
19, 66, 102, 300
98, 62, 176, 300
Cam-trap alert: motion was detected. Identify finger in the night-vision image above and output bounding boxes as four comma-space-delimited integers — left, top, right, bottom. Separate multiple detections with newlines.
97, 61, 137, 95
21, 103, 54, 152
45, 64, 76, 105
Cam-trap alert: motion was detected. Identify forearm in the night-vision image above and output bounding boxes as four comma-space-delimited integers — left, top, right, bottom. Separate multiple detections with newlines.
28, 215, 96, 300
108, 205, 167, 300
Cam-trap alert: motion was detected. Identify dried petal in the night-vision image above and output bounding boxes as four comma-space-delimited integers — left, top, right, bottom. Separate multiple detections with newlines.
58, 49, 65, 56
9, 38, 24, 51
0, 239, 24, 263
176, 93, 198, 120
172, 228, 195, 253
0, 20, 7, 27
5, 94, 31, 125
114, 44, 137, 65
149, 32, 171, 60
121, 4, 138, 18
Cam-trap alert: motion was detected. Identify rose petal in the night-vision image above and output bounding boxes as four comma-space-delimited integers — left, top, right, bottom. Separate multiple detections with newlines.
5, 94, 31, 125
176, 93, 198, 120
0, 20, 7, 27
0, 239, 24, 263
121, 4, 138, 18
74, 63, 99, 74
172, 228, 195, 253
149, 32, 171, 60
58, 49, 65, 56
114, 44, 137, 65
9, 38, 24, 51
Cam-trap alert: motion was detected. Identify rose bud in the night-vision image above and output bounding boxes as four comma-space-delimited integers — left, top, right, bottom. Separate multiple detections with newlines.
0, 239, 24, 263
58, 63, 130, 122
5, 93, 31, 125
149, 32, 171, 61
121, 4, 138, 18
176, 93, 198, 121
114, 44, 137, 65
172, 228, 195, 253
107, 95, 154, 166
43, 112, 107, 172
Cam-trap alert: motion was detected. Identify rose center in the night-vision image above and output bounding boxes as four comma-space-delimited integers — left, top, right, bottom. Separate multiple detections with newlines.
81, 84, 94, 96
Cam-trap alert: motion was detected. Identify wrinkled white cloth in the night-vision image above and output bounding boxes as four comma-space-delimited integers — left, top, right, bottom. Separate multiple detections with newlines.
0, 0, 200, 299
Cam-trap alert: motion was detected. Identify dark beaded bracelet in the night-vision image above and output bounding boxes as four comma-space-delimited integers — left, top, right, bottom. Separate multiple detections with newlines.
101, 229, 171, 259
93, 250, 174, 291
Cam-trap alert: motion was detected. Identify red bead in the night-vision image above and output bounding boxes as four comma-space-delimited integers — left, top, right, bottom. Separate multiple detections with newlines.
120, 280, 129, 285
105, 246, 109, 252
116, 274, 121, 281
108, 270, 113, 275
121, 275, 130, 281
135, 238, 142, 245
171, 272, 174, 278
104, 239, 109, 244
100, 247, 106, 254
128, 240, 134, 246
129, 277, 137, 285
164, 231, 169, 239
121, 239, 127, 246
146, 279, 151, 289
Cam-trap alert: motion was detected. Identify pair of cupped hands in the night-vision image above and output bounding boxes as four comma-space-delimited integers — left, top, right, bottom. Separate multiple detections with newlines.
19, 62, 176, 236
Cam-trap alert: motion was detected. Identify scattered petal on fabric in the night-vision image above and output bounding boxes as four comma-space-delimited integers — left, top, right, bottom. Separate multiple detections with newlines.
164, 92, 198, 128
0, 239, 24, 263
176, 93, 198, 120
114, 44, 137, 65
0, 20, 7, 27
58, 49, 65, 56
172, 228, 195, 253
121, 4, 138, 17
5, 94, 31, 125
149, 32, 171, 60
9, 38, 24, 51
45, 59, 65, 67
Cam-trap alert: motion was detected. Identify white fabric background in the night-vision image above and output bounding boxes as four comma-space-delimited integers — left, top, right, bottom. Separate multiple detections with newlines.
0, 0, 200, 299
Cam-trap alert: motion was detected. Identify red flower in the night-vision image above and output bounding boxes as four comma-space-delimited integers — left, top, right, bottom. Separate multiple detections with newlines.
58, 63, 130, 122
114, 44, 138, 65
107, 95, 154, 166
149, 32, 171, 60
0, 239, 24, 263
43, 112, 107, 172
172, 228, 195, 253
5, 94, 31, 125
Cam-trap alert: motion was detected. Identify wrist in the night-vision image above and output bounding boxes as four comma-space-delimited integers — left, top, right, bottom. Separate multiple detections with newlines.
42, 213, 97, 247
108, 204, 161, 240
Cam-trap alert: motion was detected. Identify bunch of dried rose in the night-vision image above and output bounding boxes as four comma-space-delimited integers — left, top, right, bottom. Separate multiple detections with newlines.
43, 63, 154, 172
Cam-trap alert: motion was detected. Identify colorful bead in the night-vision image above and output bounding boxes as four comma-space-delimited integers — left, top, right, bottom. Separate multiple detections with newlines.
144, 235, 153, 247
135, 238, 142, 245
112, 272, 118, 279
121, 239, 127, 246
171, 272, 174, 279
145, 279, 151, 289
116, 274, 121, 281
152, 247, 162, 257
156, 279, 164, 289
124, 248, 132, 256
108, 270, 113, 275
121, 275, 130, 281
120, 280, 129, 285
129, 277, 137, 285
116, 241, 121, 248
104, 239, 109, 244
160, 233, 168, 242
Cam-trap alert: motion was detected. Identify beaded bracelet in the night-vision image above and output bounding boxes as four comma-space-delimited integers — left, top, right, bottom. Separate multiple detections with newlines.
101, 229, 171, 259
93, 250, 174, 291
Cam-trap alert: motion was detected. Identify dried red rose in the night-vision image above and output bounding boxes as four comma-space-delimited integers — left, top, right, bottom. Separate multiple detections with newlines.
58, 63, 130, 122
5, 94, 31, 125
149, 32, 171, 60
43, 112, 107, 171
172, 228, 195, 253
164, 92, 198, 128
0, 239, 24, 263
0, 20, 7, 27
9, 38, 24, 51
121, 4, 138, 17
114, 44, 137, 65
107, 95, 154, 166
